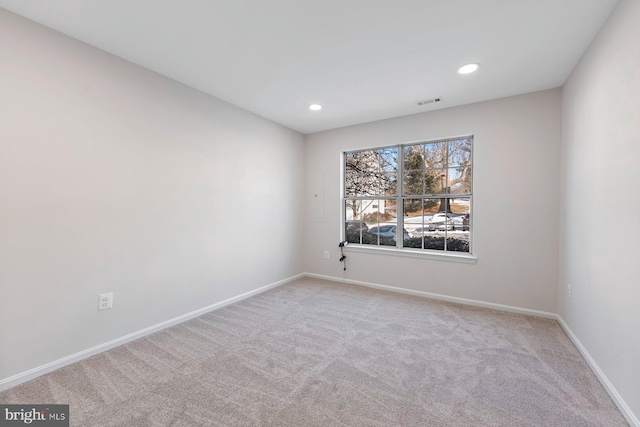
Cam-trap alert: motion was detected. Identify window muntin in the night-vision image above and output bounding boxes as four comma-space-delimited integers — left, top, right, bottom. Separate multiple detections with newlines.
344, 137, 472, 254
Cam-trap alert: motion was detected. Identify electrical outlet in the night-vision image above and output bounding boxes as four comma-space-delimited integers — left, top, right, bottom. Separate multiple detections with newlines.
323, 251, 330, 259
567, 283, 571, 299
99, 292, 113, 310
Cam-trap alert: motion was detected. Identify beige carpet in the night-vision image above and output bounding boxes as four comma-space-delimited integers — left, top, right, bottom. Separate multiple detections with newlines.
0, 277, 628, 426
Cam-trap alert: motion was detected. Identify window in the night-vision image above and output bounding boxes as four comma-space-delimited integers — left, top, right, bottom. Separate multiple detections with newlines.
344, 136, 472, 254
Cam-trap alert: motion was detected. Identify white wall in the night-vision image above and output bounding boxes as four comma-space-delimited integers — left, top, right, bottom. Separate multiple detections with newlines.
304, 89, 562, 313
560, 0, 640, 420
0, 9, 304, 381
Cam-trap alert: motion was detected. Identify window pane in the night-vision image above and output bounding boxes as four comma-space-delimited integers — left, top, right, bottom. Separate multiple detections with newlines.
423, 198, 447, 251
448, 138, 472, 167
362, 200, 383, 246
345, 152, 357, 170
403, 198, 424, 220
384, 199, 398, 219
381, 173, 398, 196
359, 172, 378, 196
380, 148, 398, 173
423, 198, 443, 214
403, 145, 424, 171
345, 200, 364, 244
404, 199, 424, 249
345, 171, 358, 197
345, 199, 361, 222
425, 169, 446, 194
361, 200, 381, 224
449, 197, 470, 215
345, 150, 381, 196
404, 171, 424, 195
424, 234, 445, 251
447, 198, 470, 252
362, 200, 397, 247
404, 234, 422, 248
424, 141, 446, 168
447, 166, 472, 195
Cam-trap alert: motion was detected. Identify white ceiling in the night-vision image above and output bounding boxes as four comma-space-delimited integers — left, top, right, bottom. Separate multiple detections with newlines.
0, 1, 619, 134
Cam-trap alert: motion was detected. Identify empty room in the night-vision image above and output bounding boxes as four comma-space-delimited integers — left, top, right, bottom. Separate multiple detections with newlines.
0, 1, 638, 426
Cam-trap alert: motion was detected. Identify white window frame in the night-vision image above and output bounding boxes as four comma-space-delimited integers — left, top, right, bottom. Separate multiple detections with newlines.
342, 136, 476, 263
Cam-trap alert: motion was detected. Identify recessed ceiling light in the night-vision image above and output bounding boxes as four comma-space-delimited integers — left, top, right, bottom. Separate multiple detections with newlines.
308, 104, 322, 111
457, 63, 480, 75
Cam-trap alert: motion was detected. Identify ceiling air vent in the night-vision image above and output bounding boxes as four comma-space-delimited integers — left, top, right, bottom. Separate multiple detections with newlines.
416, 97, 442, 106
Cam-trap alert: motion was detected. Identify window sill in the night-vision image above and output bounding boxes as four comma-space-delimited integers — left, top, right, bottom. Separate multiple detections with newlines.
344, 244, 477, 264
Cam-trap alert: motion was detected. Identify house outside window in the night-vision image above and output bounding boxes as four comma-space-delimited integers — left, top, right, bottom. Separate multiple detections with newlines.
344, 136, 472, 254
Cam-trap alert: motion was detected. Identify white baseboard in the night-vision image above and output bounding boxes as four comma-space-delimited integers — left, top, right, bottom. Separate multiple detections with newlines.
0, 273, 303, 392
304, 273, 557, 319
556, 316, 639, 427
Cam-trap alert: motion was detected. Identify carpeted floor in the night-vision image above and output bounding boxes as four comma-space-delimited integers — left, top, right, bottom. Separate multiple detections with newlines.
0, 277, 628, 426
